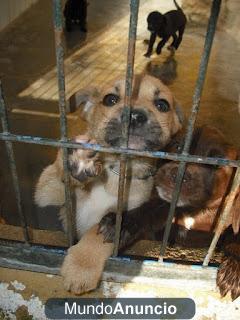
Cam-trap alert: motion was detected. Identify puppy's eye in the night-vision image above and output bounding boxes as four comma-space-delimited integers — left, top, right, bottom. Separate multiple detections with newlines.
154, 98, 170, 112
102, 94, 120, 107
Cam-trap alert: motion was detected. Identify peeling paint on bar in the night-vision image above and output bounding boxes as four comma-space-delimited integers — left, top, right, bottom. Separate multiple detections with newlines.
114, 0, 140, 256
0, 132, 239, 167
159, 0, 222, 260
203, 167, 240, 266
53, 0, 74, 246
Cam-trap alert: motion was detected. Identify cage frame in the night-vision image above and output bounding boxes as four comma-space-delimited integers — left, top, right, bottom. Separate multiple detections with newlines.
0, 0, 239, 280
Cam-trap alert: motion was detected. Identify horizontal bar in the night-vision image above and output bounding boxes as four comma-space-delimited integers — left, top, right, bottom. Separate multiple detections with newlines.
53, 0, 74, 247
0, 132, 239, 167
114, 0, 140, 257
203, 167, 240, 266
0, 243, 64, 274
159, 0, 222, 259
0, 244, 218, 282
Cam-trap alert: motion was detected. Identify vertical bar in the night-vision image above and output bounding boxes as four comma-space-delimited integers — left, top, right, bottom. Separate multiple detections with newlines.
159, 0, 222, 260
52, 0, 74, 246
0, 82, 30, 243
203, 168, 240, 266
113, 0, 140, 256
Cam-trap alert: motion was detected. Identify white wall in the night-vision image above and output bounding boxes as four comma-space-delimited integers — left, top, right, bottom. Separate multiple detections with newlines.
0, 0, 38, 31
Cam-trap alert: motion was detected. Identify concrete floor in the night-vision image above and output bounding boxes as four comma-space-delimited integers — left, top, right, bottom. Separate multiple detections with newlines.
0, 0, 239, 234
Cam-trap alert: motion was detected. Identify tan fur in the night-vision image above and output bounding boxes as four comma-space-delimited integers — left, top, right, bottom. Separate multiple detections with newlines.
35, 74, 182, 294
61, 225, 114, 294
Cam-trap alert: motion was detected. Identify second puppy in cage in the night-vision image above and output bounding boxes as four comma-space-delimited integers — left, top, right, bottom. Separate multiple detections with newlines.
144, 0, 187, 57
35, 74, 183, 294
99, 125, 240, 300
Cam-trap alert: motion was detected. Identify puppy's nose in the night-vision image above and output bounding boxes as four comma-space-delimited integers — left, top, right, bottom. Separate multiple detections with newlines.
130, 109, 148, 128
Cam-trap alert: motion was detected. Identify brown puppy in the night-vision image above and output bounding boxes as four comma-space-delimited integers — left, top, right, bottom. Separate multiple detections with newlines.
99, 126, 240, 299
35, 74, 183, 294
156, 126, 238, 233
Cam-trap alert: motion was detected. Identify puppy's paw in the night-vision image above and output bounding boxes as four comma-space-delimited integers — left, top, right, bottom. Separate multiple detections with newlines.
68, 135, 102, 182
98, 212, 116, 243
61, 225, 114, 295
144, 52, 151, 58
98, 213, 132, 250
216, 244, 240, 300
61, 245, 100, 294
167, 45, 176, 53
143, 39, 150, 45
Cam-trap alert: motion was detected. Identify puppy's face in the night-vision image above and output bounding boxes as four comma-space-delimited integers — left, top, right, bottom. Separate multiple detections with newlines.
155, 162, 215, 208
84, 75, 182, 151
155, 126, 238, 209
147, 11, 164, 32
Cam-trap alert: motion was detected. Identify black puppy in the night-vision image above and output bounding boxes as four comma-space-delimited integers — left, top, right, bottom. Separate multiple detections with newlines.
144, 0, 187, 57
64, 0, 88, 32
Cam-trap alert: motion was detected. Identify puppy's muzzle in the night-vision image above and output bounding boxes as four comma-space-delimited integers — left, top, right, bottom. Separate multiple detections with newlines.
105, 106, 162, 150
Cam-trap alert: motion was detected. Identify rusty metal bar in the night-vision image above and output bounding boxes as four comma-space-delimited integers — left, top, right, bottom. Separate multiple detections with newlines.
53, 0, 74, 246
113, 0, 140, 256
159, 0, 222, 260
203, 168, 240, 266
0, 82, 30, 243
0, 132, 239, 168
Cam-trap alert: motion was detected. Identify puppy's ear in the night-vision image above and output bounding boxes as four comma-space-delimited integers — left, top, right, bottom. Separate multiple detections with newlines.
172, 99, 185, 134
67, 88, 100, 121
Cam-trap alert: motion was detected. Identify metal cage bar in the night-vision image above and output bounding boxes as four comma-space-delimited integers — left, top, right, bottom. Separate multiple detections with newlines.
0, 0, 239, 275
0, 82, 30, 243
159, 0, 222, 260
52, 0, 74, 246
203, 167, 240, 266
0, 131, 239, 166
114, 0, 140, 256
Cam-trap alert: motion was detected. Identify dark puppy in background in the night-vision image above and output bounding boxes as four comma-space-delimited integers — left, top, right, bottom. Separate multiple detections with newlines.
144, 0, 187, 57
64, 0, 88, 32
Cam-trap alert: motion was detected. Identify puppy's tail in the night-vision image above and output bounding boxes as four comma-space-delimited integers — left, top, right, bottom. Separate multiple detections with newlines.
173, 0, 181, 10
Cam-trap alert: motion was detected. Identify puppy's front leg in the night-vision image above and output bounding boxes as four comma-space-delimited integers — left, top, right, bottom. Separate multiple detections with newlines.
156, 36, 170, 55
144, 32, 157, 57
167, 33, 177, 52
61, 225, 114, 294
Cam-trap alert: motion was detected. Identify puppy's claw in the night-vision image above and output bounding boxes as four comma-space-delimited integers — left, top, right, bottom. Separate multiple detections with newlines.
98, 212, 116, 243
